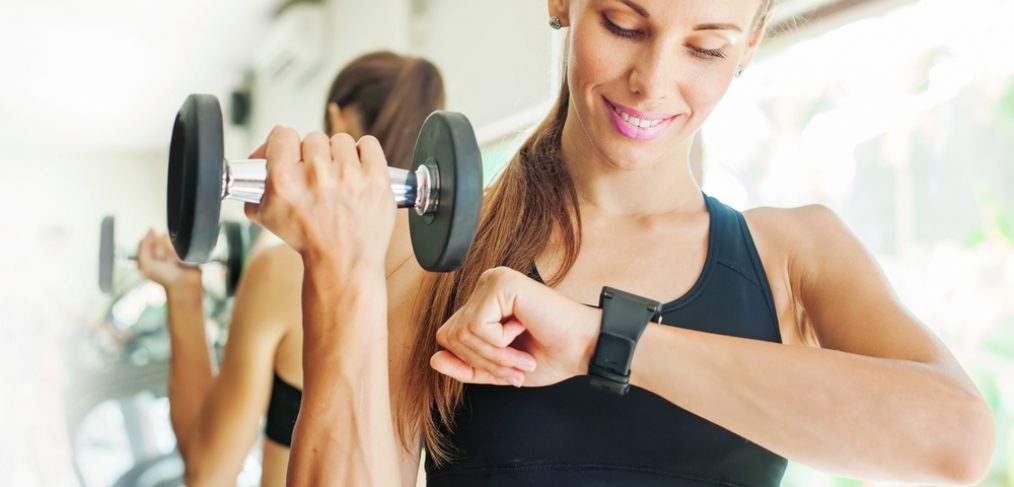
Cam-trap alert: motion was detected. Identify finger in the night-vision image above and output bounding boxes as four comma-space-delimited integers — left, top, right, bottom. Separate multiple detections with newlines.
356, 135, 389, 179
244, 202, 261, 224
247, 137, 269, 160
266, 127, 301, 173
471, 318, 527, 349
502, 319, 528, 344
301, 131, 332, 187
157, 233, 179, 262
441, 336, 518, 382
329, 133, 359, 177
430, 351, 523, 387
136, 230, 155, 266
459, 329, 537, 372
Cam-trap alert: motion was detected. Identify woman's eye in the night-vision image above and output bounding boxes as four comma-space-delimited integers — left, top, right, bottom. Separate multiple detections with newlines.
688, 45, 727, 59
601, 13, 644, 39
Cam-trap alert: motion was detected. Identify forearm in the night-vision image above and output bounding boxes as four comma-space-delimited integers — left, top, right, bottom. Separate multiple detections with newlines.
287, 263, 402, 487
631, 324, 993, 484
164, 281, 214, 458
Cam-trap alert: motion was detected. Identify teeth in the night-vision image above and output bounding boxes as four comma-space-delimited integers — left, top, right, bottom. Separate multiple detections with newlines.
612, 104, 663, 129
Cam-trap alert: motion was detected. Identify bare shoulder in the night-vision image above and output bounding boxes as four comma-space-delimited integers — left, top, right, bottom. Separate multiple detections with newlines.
741, 204, 852, 345
230, 243, 303, 334
246, 242, 304, 280
742, 203, 846, 249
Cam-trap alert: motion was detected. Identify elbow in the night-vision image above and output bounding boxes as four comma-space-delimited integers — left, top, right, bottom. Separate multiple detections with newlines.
929, 397, 996, 485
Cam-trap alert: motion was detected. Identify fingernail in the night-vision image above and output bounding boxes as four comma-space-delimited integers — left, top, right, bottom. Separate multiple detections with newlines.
509, 374, 524, 388
520, 360, 537, 372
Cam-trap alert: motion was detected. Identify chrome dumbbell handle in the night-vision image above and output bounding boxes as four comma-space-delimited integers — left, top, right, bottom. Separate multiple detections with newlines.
221, 159, 439, 217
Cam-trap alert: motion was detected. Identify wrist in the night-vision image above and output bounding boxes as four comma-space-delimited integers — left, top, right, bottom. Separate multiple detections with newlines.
300, 246, 384, 280
164, 272, 202, 301
577, 306, 602, 376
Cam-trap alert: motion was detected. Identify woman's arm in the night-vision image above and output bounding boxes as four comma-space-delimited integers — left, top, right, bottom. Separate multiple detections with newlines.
178, 246, 296, 485
247, 129, 417, 486
430, 206, 995, 485
625, 205, 994, 484
138, 233, 294, 485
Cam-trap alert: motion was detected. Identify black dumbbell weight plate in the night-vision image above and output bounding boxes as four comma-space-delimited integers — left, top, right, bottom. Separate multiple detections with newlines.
221, 221, 246, 297
99, 215, 115, 293
168, 94, 224, 264
408, 112, 483, 272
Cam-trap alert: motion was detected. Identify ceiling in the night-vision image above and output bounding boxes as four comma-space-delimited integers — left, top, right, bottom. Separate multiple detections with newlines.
0, 0, 280, 155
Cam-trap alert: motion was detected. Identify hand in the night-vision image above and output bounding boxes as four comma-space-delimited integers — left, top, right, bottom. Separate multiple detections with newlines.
136, 230, 201, 294
431, 267, 602, 388
244, 127, 396, 273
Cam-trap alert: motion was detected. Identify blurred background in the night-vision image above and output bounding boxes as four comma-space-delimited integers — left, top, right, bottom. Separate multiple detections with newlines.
1, 0, 1011, 485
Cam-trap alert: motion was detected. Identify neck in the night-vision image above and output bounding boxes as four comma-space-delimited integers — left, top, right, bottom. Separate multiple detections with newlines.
559, 109, 704, 218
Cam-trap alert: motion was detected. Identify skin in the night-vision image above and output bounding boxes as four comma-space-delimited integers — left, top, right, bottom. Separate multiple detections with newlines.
135, 105, 364, 487
253, 1, 996, 485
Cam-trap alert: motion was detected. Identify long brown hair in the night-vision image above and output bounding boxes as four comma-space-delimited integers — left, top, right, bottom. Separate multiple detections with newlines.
397, 73, 582, 463
398, 0, 775, 463
324, 51, 445, 169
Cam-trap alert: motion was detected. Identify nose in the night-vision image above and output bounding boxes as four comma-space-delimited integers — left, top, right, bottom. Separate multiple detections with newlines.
628, 41, 684, 102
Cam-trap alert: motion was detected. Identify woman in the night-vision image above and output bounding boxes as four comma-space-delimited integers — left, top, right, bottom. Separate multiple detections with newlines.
135, 51, 445, 486
252, 1, 996, 486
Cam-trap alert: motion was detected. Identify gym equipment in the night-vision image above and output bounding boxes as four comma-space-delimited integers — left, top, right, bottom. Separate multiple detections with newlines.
166, 94, 482, 272
98, 215, 249, 296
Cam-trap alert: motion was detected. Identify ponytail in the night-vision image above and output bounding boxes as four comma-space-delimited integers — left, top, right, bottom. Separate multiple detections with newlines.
323, 51, 446, 169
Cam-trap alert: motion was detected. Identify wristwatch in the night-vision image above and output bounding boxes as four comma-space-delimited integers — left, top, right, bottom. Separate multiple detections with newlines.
588, 286, 662, 395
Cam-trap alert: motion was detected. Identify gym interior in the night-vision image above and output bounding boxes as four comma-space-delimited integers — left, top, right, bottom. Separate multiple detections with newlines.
2, 0, 1013, 485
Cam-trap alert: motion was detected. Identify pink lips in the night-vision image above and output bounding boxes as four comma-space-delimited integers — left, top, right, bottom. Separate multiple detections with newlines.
603, 97, 677, 141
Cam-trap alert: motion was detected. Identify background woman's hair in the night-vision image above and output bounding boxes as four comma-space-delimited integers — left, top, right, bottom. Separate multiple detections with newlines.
324, 51, 445, 169
398, 0, 778, 464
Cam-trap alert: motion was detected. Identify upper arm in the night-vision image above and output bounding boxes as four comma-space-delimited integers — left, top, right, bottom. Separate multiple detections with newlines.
786, 205, 974, 384
187, 245, 299, 481
385, 211, 427, 483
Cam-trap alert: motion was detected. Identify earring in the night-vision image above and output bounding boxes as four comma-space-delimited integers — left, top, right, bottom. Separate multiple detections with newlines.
735, 65, 745, 78
549, 16, 563, 30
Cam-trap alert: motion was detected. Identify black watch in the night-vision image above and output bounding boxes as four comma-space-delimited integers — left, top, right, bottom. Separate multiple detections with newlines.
588, 286, 662, 396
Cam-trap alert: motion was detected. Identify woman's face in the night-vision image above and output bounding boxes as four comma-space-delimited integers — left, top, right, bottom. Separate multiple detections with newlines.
557, 0, 765, 170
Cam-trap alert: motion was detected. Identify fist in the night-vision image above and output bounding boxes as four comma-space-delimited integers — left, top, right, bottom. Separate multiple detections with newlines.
431, 267, 602, 388
245, 127, 396, 273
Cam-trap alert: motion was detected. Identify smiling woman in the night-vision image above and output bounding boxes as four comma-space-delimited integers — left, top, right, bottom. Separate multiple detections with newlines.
243, 1, 997, 486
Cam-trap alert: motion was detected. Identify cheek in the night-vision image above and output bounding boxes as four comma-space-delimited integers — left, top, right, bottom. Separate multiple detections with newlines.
568, 22, 631, 100
682, 68, 734, 122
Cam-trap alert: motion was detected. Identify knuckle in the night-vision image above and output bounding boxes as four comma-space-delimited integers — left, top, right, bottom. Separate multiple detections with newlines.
330, 132, 356, 149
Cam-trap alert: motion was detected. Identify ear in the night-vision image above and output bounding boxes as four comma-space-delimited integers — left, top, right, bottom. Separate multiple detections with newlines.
739, 8, 773, 71
327, 102, 344, 135
547, 0, 571, 28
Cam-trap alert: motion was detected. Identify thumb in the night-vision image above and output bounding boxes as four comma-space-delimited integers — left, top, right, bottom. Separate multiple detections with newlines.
501, 319, 527, 344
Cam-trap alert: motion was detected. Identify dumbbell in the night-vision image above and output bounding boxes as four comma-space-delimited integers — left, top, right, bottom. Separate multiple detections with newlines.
166, 94, 483, 272
98, 215, 249, 296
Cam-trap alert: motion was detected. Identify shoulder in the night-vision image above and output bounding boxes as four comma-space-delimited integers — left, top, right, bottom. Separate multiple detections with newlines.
742, 203, 853, 259
743, 202, 876, 296
743, 203, 842, 236
229, 243, 302, 335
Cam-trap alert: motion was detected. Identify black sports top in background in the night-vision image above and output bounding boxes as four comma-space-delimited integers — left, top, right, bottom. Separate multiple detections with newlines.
425, 194, 787, 486
265, 372, 302, 447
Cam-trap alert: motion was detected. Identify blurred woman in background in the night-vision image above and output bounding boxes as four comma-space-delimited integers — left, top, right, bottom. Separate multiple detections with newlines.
135, 50, 445, 486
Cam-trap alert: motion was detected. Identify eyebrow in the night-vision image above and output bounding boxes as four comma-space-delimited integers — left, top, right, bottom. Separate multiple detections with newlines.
620, 0, 649, 17
694, 23, 743, 33
617, 1, 744, 33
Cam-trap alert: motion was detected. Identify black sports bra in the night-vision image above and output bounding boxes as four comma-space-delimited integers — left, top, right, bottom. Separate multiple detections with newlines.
425, 194, 787, 486
265, 372, 301, 447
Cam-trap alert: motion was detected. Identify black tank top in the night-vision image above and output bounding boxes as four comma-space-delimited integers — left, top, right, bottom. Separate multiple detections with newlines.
425, 194, 787, 486
265, 372, 302, 447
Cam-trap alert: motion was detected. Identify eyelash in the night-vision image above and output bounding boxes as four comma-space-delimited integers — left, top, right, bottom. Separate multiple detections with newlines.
600, 13, 728, 60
